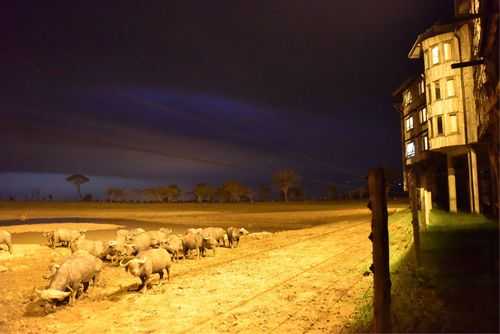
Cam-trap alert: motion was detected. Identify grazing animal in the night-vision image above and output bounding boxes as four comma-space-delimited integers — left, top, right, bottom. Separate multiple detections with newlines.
201, 227, 227, 247
124, 232, 153, 256
161, 234, 184, 262
0, 230, 12, 254
186, 228, 202, 235
42, 231, 56, 248
120, 248, 172, 293
103, 240, 128, 265
227, 227, 249, 248
37, 251, 103, 305
125, 228, 146, 242
182, 233, 203, 259
147, 229, 172, 244
70, 237, 105, 258
115, 229, 130, 243
201, 236, 217, 257
49, 229, 86, 248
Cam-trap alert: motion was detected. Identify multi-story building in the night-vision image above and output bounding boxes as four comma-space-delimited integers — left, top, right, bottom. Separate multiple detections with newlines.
394, 0, 498, 219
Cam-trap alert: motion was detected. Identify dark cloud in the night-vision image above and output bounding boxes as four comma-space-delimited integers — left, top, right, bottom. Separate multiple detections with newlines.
1, 1, 453, 196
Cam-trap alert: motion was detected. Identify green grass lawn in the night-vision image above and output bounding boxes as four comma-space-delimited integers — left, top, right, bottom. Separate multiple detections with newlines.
348, 209, 499, 333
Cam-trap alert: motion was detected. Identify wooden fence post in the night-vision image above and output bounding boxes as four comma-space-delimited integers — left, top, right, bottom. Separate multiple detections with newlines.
368, 168, 391, 333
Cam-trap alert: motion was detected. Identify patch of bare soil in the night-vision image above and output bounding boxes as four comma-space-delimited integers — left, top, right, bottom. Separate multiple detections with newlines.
1, 223, 124, 234
0, 215, 411, 333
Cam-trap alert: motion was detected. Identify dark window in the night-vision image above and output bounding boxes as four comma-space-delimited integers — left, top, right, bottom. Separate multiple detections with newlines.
435, 81, 441, 100
437, 116, 444, 135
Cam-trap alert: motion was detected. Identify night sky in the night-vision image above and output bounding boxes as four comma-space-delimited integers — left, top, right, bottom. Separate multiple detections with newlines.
1, 1, 453, 199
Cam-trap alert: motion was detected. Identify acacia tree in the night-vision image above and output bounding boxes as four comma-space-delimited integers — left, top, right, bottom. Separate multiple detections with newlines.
66, 174, 90, 199
166, 184, 181, 202
242, 187, 256, 203
273, 169, 300, 202
214, 186, 230, 202
143, 187, 162, 202
193, 183, 214, 202
222, 181, 246, 202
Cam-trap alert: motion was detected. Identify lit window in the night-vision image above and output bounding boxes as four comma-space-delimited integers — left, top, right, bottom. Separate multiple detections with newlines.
443, 42, 452, 61
422, 135, 429, 151
437, 115, 444, 135
434, 81, 441, 100
446, 78, 455, 97
403, 90, 413, 106
426, 84, 432, 103
418, 80, 425, 95
406, 141, 416, 157
449, 113, 458, 133
419, 107, 427, 123
431, 46, 440, 65
424, 50, 430, 69
406, 116, 414, 131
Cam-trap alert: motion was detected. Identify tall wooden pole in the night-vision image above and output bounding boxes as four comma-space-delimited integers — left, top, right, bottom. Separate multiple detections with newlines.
368, 168, 391, 333
408, 168, 421, 266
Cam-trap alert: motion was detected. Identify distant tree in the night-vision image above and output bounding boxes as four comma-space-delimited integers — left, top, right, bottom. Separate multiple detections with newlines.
143, 187, 161, 202
193, 183, 214, 203
66, 174, 90, 199
82, 193, 93, 202
106, 187, 126, 202
222, 181, 246, 202
288, 186, 305, 201
327, 184, 337, 200
241, 187, 256, 203
214, 187, 230, 202
166, 184, 181, 202
258, 185, 272, 202
273, 169, 300, 202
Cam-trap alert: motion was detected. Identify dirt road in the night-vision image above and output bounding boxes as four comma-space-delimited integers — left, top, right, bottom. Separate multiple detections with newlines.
0, 211, 411, 333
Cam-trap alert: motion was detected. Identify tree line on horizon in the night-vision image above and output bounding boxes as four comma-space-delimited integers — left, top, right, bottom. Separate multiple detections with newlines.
3, 168, 403, 202
65, 169, 315, 203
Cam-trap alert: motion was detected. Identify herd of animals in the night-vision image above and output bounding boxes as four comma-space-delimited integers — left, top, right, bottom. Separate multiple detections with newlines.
0, 226, 250, 310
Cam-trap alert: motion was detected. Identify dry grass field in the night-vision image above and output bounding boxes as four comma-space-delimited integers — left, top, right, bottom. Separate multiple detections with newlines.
0, 201, 411, 333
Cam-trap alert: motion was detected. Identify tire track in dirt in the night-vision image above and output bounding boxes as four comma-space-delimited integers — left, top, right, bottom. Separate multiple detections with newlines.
95, 219, 368, 302
176, 221, 376, 334
270, 212, 412, 334
209, 211, 412, 334
172, 219, 369, 280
